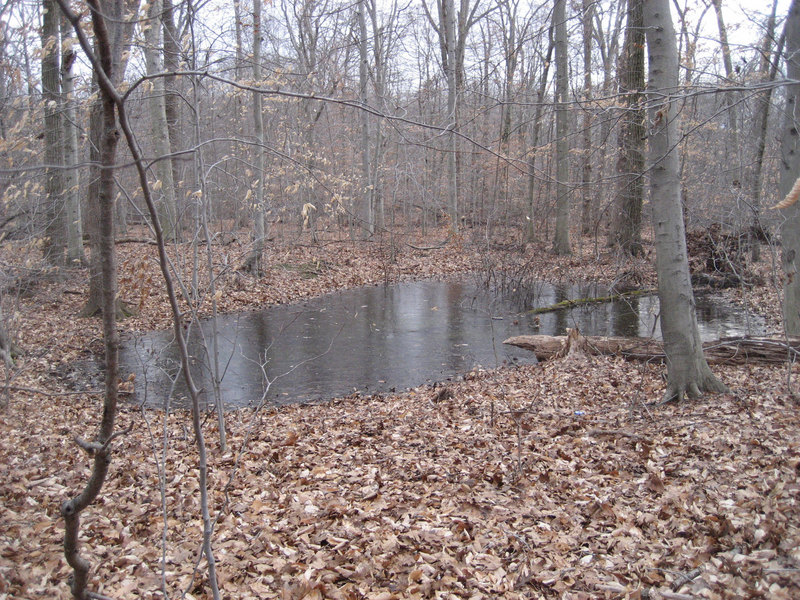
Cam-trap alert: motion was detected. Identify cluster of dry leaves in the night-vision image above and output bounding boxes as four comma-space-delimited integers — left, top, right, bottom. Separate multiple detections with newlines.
0, 229, 798, 599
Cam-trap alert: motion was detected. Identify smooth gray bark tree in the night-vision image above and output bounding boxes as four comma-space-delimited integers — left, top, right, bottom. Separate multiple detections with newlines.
79, 0, 139, 318
780, 0, 800, 335
365, 0, 396, 232
144, 0, 178, 241
60, 15, 83, 265
357, 0, 374, 234
748, 0, 781, 263
162, 0, 182, 208
643, 0, 727, 401
552, 0, 571, 255
422, 0, 487, 229
579, 0, 594, 236
711, 0, 739, 153
443, 0, 458, 228
243, 0, 267, 274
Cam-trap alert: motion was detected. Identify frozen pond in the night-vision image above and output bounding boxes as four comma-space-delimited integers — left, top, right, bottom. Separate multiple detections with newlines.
120, 279, 764, 408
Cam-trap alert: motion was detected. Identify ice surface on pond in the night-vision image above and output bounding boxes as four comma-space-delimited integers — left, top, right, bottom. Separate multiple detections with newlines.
120, 279, 764, 409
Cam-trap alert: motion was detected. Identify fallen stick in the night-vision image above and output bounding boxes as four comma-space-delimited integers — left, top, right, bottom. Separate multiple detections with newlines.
407, 240, 449, 251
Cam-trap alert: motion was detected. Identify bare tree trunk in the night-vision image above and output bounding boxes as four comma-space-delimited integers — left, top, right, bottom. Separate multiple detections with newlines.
79, 0, 139, 318
145, 0, 178, 241
444, 0, 458, 228
243, 0, 267, 274
233, 0, 244, 80
591, 1, 625, 235
612, 0, 645, 255
60, 14, 83, 265
42, 0, 66, 265
580, 0, 594, 236
711, 0, 739, 160
422, 0, 485, 230
358, 0, 374, 235
368, 0, 392, 232
780, 0, 800, 335
748, 0, 781, 263
81, 97, 104, 317
162, 0, 182, 213
671, 0, 712, 221
0, 304, 14, 369
553, 0, 571, 255
643, 0, 727, 402
526, 25, 554, 242
491, 0, 518, 237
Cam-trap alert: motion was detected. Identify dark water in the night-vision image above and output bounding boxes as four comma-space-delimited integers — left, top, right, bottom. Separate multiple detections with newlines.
120, 280, 764, 409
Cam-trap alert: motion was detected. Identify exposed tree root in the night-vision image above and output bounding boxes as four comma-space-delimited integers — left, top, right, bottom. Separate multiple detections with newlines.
659, 372, 728, 404
659, 382, 702, 405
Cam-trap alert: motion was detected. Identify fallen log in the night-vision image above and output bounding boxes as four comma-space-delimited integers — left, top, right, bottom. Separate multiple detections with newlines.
504, 332, 800, 365
523, 289, 656, 315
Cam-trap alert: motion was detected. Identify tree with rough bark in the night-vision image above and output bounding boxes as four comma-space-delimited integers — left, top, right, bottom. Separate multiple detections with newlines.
643, 0, 727, 402
79, 0, 139, 318
612, 0, 645, 256
41, 0, 66, 265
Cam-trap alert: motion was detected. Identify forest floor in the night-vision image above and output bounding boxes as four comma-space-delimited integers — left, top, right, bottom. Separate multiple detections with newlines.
1, 226, 799, 599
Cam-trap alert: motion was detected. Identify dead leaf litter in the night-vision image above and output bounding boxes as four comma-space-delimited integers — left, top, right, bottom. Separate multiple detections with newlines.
0, 231, 797, 599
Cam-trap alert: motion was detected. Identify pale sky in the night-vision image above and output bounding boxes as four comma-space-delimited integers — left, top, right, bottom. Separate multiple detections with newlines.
710, 0, 790, 46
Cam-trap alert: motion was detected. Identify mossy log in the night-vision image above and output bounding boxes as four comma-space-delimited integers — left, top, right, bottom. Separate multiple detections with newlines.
524, 289, 656, 315
504, 333, 800, 365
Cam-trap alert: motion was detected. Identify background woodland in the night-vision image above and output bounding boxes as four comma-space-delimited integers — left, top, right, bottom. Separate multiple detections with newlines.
1, 1, 800, 599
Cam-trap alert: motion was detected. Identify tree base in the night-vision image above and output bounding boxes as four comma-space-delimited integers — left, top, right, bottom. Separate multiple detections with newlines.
79, 298, 137, 320
240, 251, 265, 277
659, 369, 729, 404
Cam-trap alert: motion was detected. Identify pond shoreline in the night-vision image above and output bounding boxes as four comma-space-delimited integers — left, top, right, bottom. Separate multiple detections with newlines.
118, 276, 765, 410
